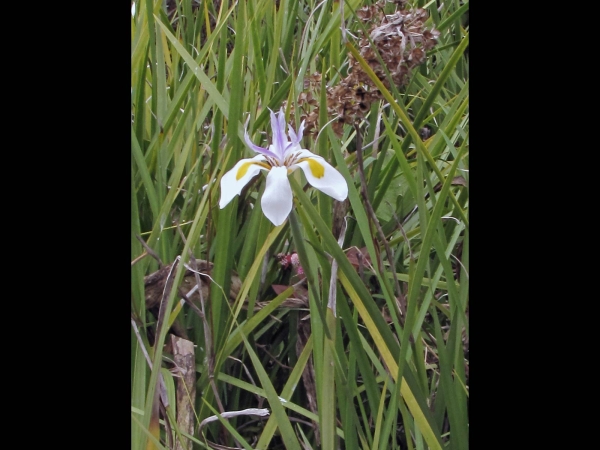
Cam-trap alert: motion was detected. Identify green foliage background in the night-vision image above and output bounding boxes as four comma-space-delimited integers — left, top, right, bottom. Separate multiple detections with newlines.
131, 0, 468, 449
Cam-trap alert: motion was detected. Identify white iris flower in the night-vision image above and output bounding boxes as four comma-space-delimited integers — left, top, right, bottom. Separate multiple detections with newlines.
219, 108, 348, 226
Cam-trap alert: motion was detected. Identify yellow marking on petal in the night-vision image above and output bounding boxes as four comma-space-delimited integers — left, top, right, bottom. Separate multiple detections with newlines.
236, 161, 271, 180
305, 158, 325, 178
236, 162, 253, 180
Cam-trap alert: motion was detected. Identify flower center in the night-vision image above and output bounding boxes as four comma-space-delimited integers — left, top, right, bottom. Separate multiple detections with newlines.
283, 151, 301, 167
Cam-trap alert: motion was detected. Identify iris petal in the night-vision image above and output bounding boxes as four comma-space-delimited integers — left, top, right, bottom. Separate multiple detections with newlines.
261, 166, 293, 226
295, 155, 348, 201
297, 120, 305, 141
270, 108, 289, 161
288, 120, 305, 147
219, 155, 269, 209
244, 130, 279, 160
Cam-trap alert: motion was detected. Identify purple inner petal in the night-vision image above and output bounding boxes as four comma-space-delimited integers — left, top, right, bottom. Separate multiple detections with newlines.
287, 124, 298, 146
296, 120, 306, 143
245, 129, 279, 159
270, 108, 288, 161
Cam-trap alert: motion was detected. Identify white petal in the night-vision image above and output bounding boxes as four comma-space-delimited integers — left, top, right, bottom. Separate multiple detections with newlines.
295, 156, 348, 201
219, 155, 268, 209
261, 166, 293, 226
